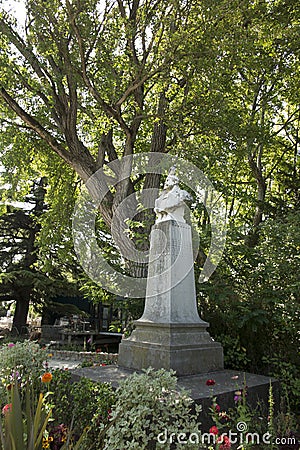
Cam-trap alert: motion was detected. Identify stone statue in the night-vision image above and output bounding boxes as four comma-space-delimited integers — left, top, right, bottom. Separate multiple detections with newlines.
154, 168, 192, 223
119, 167, 224, 375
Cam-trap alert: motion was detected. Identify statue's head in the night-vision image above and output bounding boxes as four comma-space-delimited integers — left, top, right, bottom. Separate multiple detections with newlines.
164, 167, 179, 189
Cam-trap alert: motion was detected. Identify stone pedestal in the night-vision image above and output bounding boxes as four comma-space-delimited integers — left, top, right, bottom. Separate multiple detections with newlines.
118, 220, 224, 376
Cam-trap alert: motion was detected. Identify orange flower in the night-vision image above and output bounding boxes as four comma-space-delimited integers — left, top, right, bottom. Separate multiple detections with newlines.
41, 372, 52, 383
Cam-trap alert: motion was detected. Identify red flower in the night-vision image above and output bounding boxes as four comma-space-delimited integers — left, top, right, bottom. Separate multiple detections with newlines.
2, 403, 12, 415
217, 435, 231, 449
209, 426, 219, 435
215, 404, 221, 412
206, 379, 216, 386
100, 363, 106, 366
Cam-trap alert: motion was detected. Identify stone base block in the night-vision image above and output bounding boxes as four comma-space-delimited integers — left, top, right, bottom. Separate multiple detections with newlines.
118, 321, 224, 376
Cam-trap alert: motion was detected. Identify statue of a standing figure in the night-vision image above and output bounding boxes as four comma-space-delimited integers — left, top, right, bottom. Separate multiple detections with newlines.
154, 167, 192, 223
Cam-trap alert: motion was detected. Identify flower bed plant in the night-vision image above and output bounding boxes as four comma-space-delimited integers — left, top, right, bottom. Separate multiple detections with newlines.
0, 382, 51, 450
0, 341, 299, 449
0, 341, 47, 407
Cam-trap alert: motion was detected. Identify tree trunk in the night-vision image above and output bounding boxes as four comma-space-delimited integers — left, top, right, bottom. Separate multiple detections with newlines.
11, 179, 47, 334
247, 132, 267, 247
12, 290, 30, 335
253, 176, 267, 228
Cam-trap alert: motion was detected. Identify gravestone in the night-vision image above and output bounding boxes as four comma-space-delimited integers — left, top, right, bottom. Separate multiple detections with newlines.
118, 170, 224, 375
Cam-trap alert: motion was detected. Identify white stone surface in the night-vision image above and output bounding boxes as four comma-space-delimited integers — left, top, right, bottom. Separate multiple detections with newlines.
154, 168, 192, 224
118, 179, 224, 374
140, 220, 207, 324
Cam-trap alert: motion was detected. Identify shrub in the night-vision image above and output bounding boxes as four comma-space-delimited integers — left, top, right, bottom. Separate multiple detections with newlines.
100, 368, 202, 450
48, 369, 115, 439
0, 340, 47, 406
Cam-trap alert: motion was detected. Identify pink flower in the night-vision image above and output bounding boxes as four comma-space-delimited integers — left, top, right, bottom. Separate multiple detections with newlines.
209, 426, 219, 435
206, 379, 216, 386
2, 403, 12, 415
7, 343, 15, 348
217, 435, 231, 449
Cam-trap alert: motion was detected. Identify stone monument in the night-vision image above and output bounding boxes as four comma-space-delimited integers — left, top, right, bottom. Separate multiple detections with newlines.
118, 169, 224, 376
73, 169, 278, 429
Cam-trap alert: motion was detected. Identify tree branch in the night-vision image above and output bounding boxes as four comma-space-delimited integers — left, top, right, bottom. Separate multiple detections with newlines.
66, 1, 131, 136
0, 87, 70, 163
0, 18, 53, 87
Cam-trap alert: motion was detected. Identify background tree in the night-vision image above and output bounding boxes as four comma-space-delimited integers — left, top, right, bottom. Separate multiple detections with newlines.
0, 177, 78, 334
0, 0, 190, 249
2, 0, 287, 272
0, 178, 46, 332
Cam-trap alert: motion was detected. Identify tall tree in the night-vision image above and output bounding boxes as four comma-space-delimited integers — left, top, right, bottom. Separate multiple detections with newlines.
0, 177, 78, 334
0, 178, 44, 332
0, 0, 188, 233
0, 0, 269, 273
0, 0, 299, 272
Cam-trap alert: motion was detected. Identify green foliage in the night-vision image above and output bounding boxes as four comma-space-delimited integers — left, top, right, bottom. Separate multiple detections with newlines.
0, 383, 51, 450
101, 368, 202, 450
46, 369, 73, 428
208, 382, 299, 450
200, 210, 300, 411
0, 340, 46, 406
216, 335, 250, 371
48, 369, 115, 438
262, 355, 300, 413
71, 378, 114, 434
